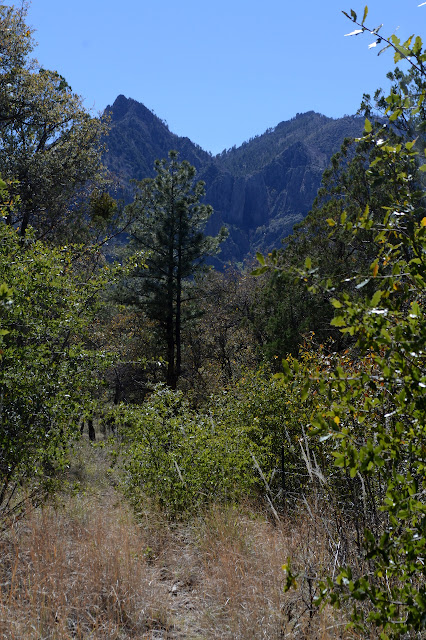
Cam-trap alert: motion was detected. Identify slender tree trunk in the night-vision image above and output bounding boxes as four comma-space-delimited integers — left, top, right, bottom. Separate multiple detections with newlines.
175, 207, 183, 388
166, 230, 176, 389
166, 314, 175, 388
175, 289, 181, 388
113, 373, 123, 404
19, 210, 30, 237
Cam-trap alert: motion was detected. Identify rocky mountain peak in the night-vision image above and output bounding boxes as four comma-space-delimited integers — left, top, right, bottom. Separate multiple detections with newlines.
103, 97, 363, 264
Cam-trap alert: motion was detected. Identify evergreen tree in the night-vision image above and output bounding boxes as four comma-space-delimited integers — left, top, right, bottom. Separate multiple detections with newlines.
123, 151, 226, 389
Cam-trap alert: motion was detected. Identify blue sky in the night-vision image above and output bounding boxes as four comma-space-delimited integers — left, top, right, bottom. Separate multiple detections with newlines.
19, 1, 426, 154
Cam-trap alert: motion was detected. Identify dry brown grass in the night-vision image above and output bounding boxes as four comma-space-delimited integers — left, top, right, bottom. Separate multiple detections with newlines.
193, 503, 356, 639
0, 442, 358, 640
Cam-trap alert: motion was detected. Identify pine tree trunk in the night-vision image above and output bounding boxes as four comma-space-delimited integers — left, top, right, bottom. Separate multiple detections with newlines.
175, 208, 183, 389
166, 235, 176, 389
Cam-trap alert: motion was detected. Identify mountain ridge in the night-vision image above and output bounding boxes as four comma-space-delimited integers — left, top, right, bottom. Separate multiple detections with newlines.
103, 95, 364, 263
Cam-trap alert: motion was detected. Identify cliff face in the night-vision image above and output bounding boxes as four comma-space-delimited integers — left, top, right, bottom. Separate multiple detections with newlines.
103, 97, 363, 263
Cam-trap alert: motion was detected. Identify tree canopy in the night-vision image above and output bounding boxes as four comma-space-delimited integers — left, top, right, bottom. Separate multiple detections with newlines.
0, 2, 108, 240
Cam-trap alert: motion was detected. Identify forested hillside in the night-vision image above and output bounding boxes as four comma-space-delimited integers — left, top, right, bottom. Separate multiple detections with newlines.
1, 3, 425, 639
103, 96, 363, 263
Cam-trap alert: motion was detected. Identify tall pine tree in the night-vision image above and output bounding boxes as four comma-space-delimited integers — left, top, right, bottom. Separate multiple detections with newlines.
124, 151, 226, 389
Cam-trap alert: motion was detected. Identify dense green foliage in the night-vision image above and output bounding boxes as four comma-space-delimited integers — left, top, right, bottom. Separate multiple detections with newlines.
116, 385, 266, 517
275, 8, 426, 638
0, 3, 115, 522
0, 221, 110, 519
116, 357, 330, 517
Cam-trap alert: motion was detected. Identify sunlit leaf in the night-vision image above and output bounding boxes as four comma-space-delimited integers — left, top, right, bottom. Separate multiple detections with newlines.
331, 316, 346, 327
413, 35, 423, 54
405, 139, 417, 150
282, 359, 291, 377
356, 278, 371, 289
301, 382, 310, 402
371, 289, 383, 305
252, 265, 269, 276
345, 29, 364, 37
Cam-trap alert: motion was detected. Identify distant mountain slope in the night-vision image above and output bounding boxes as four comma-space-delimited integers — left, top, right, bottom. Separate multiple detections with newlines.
105, 95, 210, 186
103, 96, 363, 263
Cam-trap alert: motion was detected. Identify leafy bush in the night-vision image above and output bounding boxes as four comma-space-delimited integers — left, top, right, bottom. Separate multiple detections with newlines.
115, 385, 268, 517
0, 223, 109, 521
212, 359, 331, 499
116, 355, 332, 518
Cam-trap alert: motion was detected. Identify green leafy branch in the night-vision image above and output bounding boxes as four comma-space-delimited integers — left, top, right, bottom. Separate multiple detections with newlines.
343, 6, 426, 75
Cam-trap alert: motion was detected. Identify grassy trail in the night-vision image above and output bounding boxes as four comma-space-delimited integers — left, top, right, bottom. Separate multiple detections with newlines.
0, 441, 354, 639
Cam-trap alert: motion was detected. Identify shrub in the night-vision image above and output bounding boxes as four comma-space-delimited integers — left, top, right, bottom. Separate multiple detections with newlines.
0, 223, 109, 522
116, 356, 331, 518
116, 385, 266, 517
